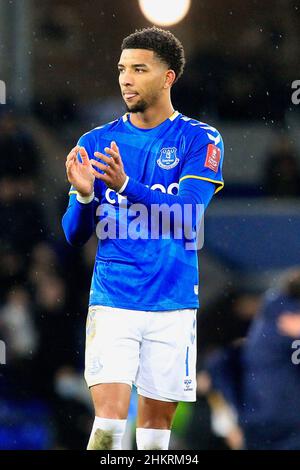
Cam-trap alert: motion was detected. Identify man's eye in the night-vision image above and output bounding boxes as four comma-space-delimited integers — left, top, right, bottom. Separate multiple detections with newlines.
136, 69, 145, 73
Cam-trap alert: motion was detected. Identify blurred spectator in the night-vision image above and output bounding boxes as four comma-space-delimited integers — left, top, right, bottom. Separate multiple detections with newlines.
0, 178, 46, 257
0, 248, 26, 300
0, 110, 40, 186
33, 274, 75, 398
263, 135, 300, 197
204, 267, 300, 449
207, 391, 243, 450
0, 287, 39, 399
197, 288, 261, 362
52, 366, 92, 449
0, 111, 47, 259
0, 287, 38, 360
28, 242, 63, 286
186, 371, 232, 450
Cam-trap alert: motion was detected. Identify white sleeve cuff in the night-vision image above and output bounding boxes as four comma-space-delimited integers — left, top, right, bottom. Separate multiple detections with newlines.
118, 176, 129, 194
76, 192, 94, 204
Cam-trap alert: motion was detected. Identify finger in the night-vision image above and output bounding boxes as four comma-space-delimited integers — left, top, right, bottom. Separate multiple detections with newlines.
110, 141, 121, 163
111, 141, 119, 153
66, 160, 76, 173
79, 147, 90, 165
93, 152, 115, 166
91, 168, 110, 183
66, 151, 77, 164
69, 145, 80, 155
66, 155, 76, 166
66, 145, 80, 161
66, 155, 77, 169
104, 147, 120, 163
90, 159, 113, 174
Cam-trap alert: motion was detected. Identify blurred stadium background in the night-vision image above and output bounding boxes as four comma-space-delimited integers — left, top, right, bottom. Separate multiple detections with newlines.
0, 0, 300, 450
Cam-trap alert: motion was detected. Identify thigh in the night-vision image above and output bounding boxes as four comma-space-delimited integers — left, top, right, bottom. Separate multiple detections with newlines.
85, 306, 143, 388
135, 309, 197, 403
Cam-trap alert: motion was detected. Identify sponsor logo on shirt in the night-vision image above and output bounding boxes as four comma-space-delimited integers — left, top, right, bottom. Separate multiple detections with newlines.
105, 182, 179, 204
184, 378, 193, 392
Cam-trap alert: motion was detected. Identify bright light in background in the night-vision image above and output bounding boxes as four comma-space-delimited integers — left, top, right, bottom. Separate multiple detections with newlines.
138, 0, 191, 26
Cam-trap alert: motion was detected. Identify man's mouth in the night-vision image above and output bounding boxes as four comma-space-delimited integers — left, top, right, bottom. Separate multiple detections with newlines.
123, 92, 138, 100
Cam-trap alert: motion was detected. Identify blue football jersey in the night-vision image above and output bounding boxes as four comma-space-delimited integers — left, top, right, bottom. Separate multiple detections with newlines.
67, 111, 224, 310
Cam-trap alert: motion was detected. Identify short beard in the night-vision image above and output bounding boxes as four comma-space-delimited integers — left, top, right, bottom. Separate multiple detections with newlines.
125, 98, 148, 113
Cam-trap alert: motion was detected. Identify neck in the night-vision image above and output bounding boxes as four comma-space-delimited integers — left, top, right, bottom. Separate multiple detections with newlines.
129, 101, 175, 129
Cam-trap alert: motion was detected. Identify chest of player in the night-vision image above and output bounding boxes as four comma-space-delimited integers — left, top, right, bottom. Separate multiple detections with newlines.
94, 133, 186, 202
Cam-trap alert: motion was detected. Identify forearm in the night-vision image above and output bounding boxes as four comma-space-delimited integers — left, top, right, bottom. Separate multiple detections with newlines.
121, 177, 214, 226
62, 193, 96, 247
122, 177, 213, 208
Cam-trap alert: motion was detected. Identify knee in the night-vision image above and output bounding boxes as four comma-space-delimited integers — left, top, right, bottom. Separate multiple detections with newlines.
95, 401, 128, 420
139, 416, 172, 430
137, 397, 177, 429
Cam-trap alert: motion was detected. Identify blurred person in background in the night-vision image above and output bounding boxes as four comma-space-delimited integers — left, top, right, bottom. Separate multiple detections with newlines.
186, 288, 260, 450
0, 287, 38, 399
197, 288, 261, 359
242, 267, 300, 449
0, 109, 40, 189
0, 109, 62, 449
28, 242, 62, 281
33, 273, 75, 398
52, 366, 93, 449
0, 110, 47, 263
187, 370, 240, 450
203, 267, 300, 450
0, 247, 27, 300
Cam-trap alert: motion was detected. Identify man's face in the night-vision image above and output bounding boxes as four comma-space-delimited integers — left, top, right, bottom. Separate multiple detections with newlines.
118, 49, 168, 113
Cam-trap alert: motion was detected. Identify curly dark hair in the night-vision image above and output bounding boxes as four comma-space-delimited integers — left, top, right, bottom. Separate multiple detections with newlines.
121, 26, 185, 84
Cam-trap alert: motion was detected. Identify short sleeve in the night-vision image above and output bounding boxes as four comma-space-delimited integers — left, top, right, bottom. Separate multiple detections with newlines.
180, 125, 224, 194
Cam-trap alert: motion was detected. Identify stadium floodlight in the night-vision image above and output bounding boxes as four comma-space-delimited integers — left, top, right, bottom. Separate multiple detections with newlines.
138, 0, 191, 26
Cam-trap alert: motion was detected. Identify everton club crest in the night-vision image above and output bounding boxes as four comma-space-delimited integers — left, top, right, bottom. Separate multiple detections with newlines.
157, 147, 179, 170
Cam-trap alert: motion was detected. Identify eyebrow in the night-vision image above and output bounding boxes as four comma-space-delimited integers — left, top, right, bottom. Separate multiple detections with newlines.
117, 63, 149, 68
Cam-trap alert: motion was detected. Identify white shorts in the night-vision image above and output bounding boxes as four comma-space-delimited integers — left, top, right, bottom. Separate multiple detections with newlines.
84, 305, 197, 402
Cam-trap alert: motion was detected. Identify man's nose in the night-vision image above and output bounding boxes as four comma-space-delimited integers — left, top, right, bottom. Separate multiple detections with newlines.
120, 71, 134, 86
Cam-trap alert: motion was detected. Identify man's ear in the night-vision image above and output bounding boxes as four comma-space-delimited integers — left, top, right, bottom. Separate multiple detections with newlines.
164, 70, 176, 89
